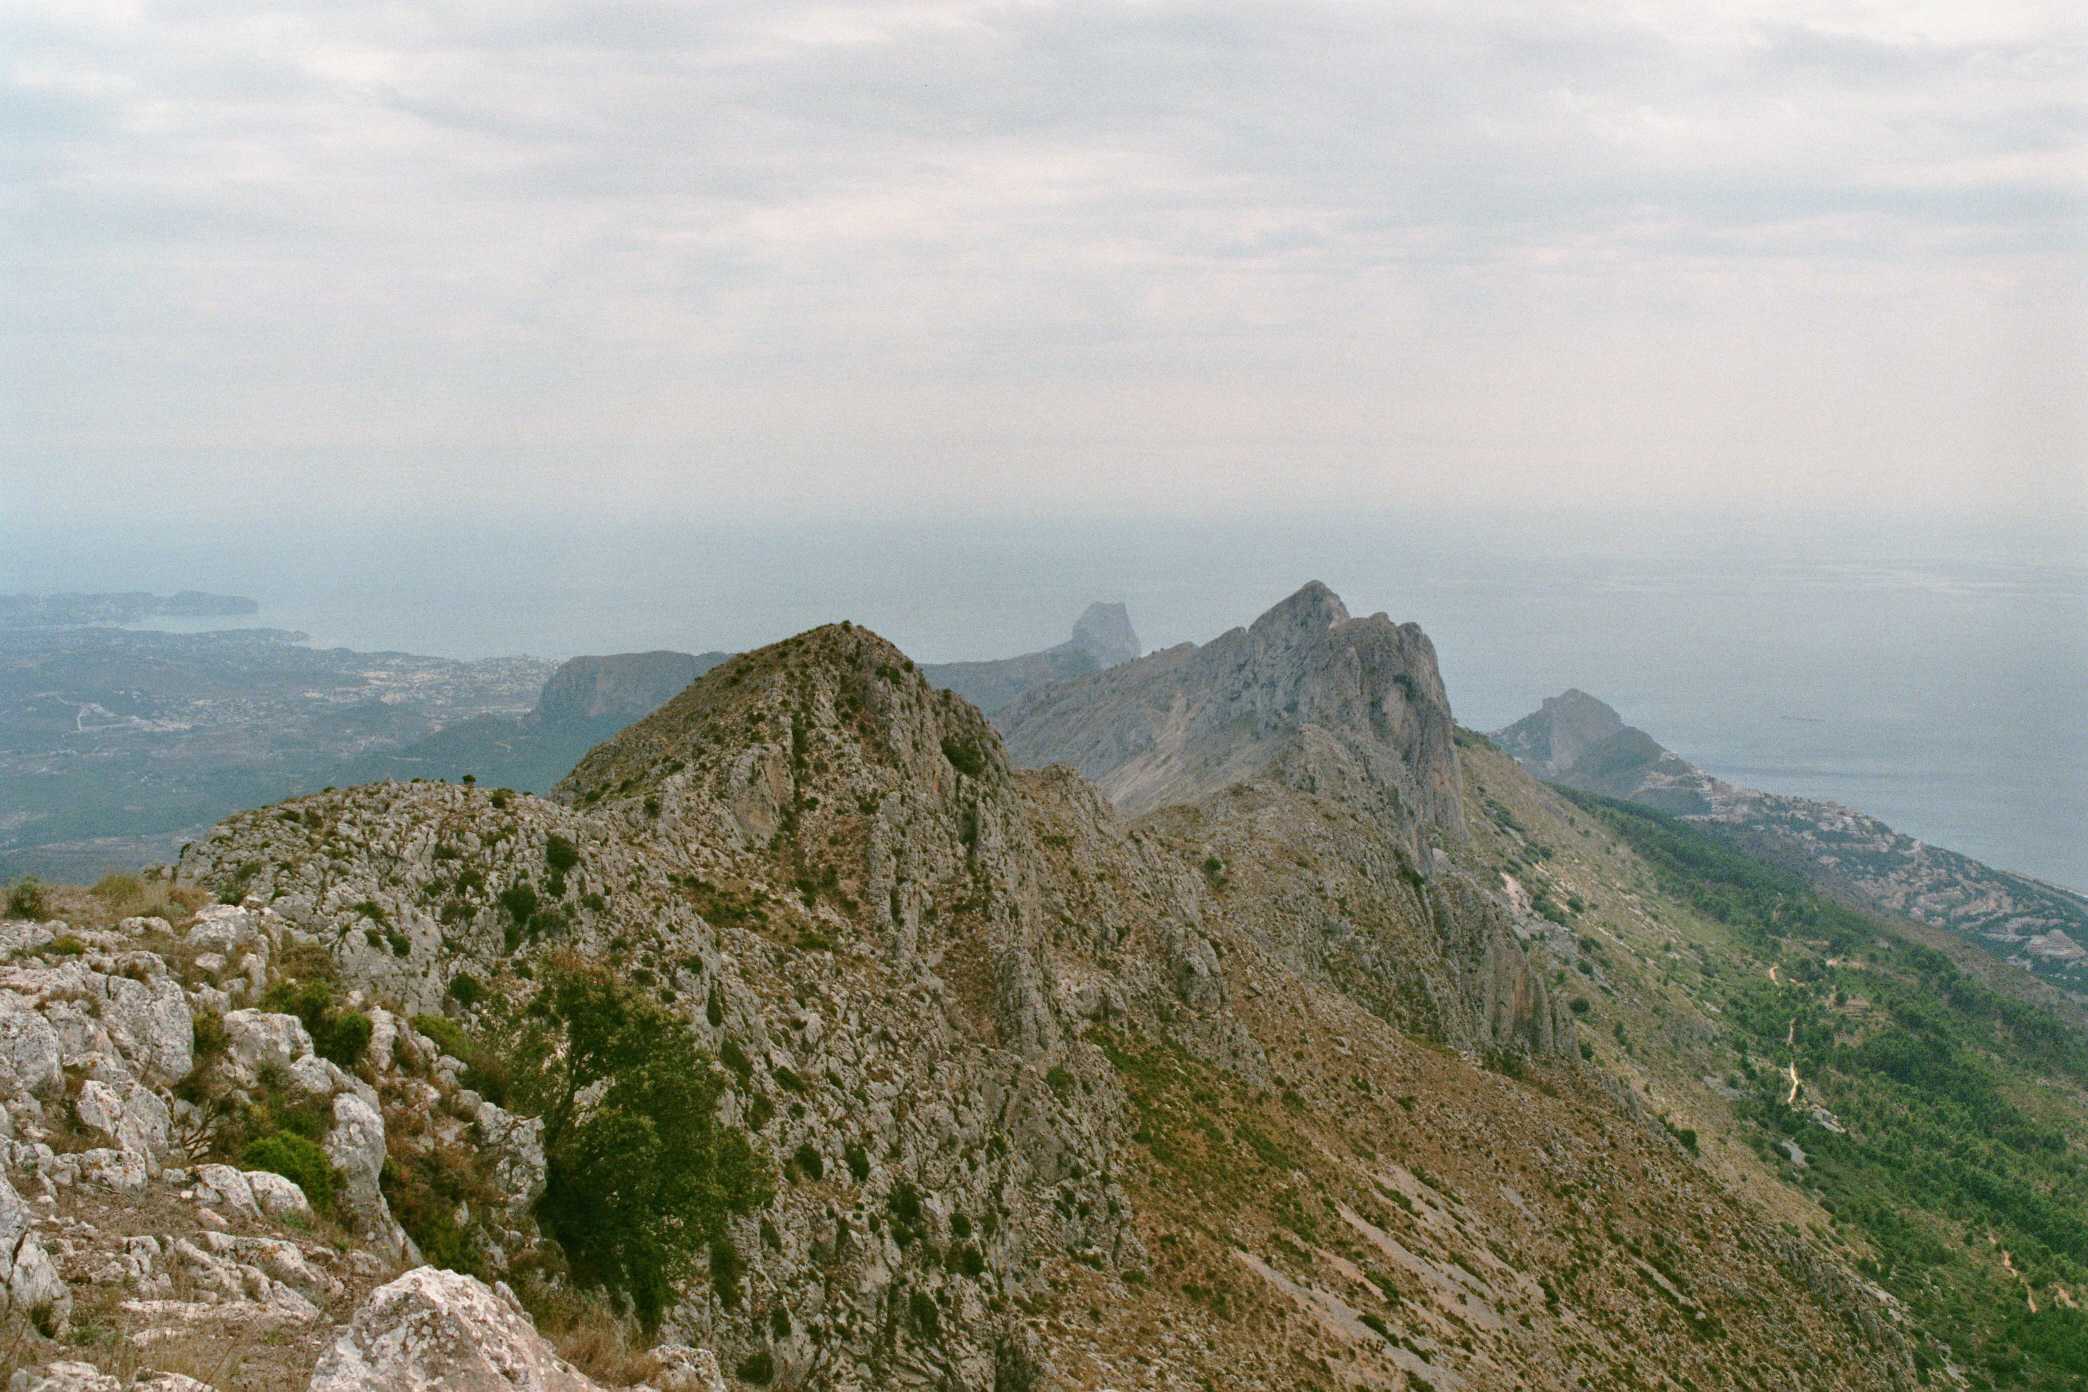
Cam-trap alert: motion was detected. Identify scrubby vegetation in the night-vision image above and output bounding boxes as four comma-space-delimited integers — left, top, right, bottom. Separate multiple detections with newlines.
1571, 790, 2088, 1388
486, 958, 774, 1332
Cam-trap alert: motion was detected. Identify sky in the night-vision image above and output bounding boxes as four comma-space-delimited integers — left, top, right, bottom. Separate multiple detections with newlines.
2, 0, 2085, 531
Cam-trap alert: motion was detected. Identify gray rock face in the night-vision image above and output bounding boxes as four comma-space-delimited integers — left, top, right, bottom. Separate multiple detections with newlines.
306, 1267, 605, 1392
1068, 601, 1140, 667
0, 1170, 68, 1323
218, 1010, 314, 1089
0, 995, 63, 1101
8, 1362, 120, 1392
73, 1079, 171, 1158
324, 1092, 404, 1255
1490, 689, 1701, 810
998, 581, 1463, 842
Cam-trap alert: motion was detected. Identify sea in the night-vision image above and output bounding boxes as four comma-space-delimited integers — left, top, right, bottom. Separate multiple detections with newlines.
12, 507, 2085, 894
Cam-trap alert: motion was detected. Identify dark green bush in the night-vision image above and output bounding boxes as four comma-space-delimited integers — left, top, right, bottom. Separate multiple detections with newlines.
734, 1351, 774, 1385
5, 878, 49, 920
507, 962, 771, 1332
244, 1131, 335, 1213
499, 882, 539, 926
263, 978, 371, 1068
940, 737, 986, 778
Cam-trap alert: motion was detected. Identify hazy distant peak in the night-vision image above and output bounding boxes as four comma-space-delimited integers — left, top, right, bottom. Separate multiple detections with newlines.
1070, 601, 1139, 666
1249, 580, 1351, 641
1539, 688, 1627, 732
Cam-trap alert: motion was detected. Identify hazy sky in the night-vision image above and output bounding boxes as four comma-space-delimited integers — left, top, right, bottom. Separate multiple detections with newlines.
4, 0, 2084, 529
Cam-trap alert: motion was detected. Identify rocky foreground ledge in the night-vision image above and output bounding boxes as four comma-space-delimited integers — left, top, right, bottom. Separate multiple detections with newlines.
0, 898, 722, 1390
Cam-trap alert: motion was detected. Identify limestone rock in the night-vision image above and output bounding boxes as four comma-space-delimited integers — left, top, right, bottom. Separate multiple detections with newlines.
7, 1363, 119, 1392
0, 1171, 68, 1324
307, 1267, 603, 1392
643, 1345, 726, 1392
0, 995, 63, 1101
73, 1079, 171, 1159
219, 1010, 314, 1089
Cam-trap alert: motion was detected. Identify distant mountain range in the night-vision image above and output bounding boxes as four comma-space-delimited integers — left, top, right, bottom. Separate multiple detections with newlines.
1494, 689, 2088, 989
359, 601, 1141, 791
0, 602, 1141, 880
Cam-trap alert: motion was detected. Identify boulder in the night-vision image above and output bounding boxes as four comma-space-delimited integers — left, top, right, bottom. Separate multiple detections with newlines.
219, 1010, 314, 1088
246, 1169, 314, 1221
643, 1346, 727, 1392
323, 1093, 405, 1260
98, 972, 192, 1086
0, 1171, 68, 1324
73, 1079, 172, 1159
307, 1267, 601, 1392
7, 1363, 119, 1392
0, 995, 63, 1101
190, 1163, 259, 1219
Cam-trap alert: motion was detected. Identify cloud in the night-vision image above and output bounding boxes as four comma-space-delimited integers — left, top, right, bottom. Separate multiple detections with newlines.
1, 0, 2082, 524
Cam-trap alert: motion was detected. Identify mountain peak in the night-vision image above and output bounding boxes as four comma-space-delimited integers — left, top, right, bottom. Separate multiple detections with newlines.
1249, 580, 1351, 640
997, 583, 1463, 844
1070, 601, 1140, 666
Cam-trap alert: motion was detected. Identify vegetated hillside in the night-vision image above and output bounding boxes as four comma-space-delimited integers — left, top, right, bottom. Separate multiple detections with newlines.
1564, 790, 2088, 1389
135, 604, 1954, 1389
1494, 690, 2088, 990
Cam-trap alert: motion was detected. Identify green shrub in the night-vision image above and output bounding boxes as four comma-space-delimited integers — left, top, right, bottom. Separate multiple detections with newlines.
413, 1013, 468, 1059
319, 1011, 372, 1068
507, 962, 772, 1331
446, 972, 484, 1007
264, 978, 370, 1067
734, 1351, 774, 1385
244, 1132, 335, 1213
939, 737, 986, 778
192, 1009, 228, 1060
499, 882, 539, 926
6, 876, 49, 918
908, 1289, 940, 1339
48, 935, 85, 957
545, 835, 580, 875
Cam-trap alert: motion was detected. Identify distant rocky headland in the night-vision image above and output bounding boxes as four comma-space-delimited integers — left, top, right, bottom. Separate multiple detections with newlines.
1494, 689, 2088, 991
0, 591, 260, 627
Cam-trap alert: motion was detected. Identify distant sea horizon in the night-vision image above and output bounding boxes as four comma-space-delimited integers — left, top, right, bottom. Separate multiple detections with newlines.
14, 507, 2085, 895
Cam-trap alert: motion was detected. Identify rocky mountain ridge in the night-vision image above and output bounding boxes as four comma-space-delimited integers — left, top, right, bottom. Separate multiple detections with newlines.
2, 590, 1993, 1388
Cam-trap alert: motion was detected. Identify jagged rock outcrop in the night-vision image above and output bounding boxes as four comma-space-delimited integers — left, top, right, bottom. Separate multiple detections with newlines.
995, 583, 1574, 1056
998, 581, 1462, 843
1492, 689, 1707, 811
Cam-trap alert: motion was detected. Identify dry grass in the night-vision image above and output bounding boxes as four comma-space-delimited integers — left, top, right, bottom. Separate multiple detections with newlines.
23, 875, 210, 934
521, 1282, 660, 1386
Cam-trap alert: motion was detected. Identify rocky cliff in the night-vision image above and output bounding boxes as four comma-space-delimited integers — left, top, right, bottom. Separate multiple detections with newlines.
997, 583, 1461, 839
